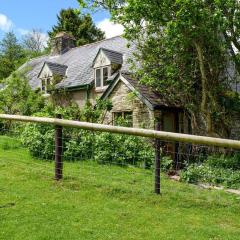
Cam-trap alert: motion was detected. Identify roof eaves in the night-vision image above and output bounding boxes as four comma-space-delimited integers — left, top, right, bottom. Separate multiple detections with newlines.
100, 72, 155, 111
56, 82, 92, 92
37, 62, 47, 78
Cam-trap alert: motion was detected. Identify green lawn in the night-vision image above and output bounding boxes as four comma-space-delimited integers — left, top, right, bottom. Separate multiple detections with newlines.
0, 136, 240, 240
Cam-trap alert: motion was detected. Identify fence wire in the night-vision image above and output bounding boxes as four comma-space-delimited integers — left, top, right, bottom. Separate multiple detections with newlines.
0, 119, 240, 195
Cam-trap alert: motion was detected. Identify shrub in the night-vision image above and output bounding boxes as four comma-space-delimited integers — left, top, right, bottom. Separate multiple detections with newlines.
181, 153, 240, 189
161, 156, 174, 172
20, 101, 155, 168
94, 132, 154, 168
21, 123, 54, 159
207, 154, 240, 170
63, 129, 95, 161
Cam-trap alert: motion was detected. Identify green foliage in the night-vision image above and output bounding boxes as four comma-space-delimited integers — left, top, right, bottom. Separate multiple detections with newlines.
81, 98, 112, 123
0, 70, 44, 115
0, 136, 21, 150
94, 132, 154, 168
181, 154, 240, 189
0, 32, 27, 80
48, 8, 105, 46
21, 103, 154, 168
207, 154, 240, 170
79, 0, 240, 136
21, 123, 54, 159
161, 156, 174, 172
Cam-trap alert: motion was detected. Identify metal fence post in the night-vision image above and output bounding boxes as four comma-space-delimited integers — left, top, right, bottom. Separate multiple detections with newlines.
55, 114, 63, 180
155, 121, 161, 194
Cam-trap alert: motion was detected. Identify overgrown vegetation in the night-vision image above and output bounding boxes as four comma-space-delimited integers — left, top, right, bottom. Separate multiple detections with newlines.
181, 154, 240, 189
0, 32, 27, 80
79, 0, 240, 137
20, 102, 155, 168
0, 70, 44, 115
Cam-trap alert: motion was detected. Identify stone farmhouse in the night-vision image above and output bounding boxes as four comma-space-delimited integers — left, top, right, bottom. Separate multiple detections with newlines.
21, 32, 239, 141
21, 32, 190, 136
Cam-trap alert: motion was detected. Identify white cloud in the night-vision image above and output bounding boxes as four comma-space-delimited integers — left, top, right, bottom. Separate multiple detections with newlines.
39, 32, 49, 48
0, 13, 13, 32
17, 28, 29, 35
97, 18, 124, 39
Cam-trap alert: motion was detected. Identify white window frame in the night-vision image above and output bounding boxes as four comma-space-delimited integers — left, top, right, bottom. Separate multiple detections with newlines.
95, 66, 111, 89
41, 77, 51, 94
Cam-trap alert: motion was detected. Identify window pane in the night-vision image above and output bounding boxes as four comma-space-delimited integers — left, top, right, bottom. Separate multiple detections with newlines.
96, 69, 101, 87
113, 112, 123, 125
103, 67, 109, 86
42, 79, 46, 92
46, 78, 51, 93
113, 111, 133, 127
124, 112, 133, 127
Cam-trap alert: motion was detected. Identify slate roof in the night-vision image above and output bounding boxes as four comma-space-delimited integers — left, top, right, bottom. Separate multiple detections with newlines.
122, 72, 181, 109
101, 71, 181, 110
95, 48, 123, 65
39, 61, 68, 78
22, 36, 135, 90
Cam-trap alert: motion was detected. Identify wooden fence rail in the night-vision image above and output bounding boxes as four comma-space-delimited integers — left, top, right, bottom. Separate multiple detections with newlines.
1, 114, 240, 149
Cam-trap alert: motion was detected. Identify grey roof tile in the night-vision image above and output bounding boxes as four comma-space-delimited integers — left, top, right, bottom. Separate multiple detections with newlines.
99, 48, 123, 65
43, 61, 68, 77
122, 72, 182, 109
23, 36, 135, 90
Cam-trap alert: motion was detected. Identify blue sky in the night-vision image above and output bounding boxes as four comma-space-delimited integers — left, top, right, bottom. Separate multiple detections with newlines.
0, 0, 123, 41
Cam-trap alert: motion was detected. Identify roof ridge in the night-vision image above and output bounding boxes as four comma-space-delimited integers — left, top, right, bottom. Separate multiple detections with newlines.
101, 47, 123, 55
45, 61, 68, 68
66, 35, 124, 53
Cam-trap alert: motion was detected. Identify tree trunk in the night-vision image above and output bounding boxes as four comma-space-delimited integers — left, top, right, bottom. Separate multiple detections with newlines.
193, 41, 213, 135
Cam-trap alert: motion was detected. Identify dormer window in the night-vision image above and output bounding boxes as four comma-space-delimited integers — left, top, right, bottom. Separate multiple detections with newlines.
95, 66, 110, 88
38, 61, 68, 95
92, 48, 123, 90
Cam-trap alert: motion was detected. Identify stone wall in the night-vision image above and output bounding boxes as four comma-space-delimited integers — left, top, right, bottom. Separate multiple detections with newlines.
71, 90, 88, 108
67, 87, 104, 108
103, 81, 155, 128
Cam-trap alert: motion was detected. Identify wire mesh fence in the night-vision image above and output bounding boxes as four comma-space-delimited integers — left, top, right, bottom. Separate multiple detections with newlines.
0, 114, 240, 195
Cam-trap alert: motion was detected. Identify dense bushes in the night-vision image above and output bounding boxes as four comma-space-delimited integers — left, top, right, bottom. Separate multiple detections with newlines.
94, 132, 154, 168
21, 103, 155, 168
22, 124, 155, 168
181, 154, 240, 189
0, 70, 44, 116
22, 121, 155, 167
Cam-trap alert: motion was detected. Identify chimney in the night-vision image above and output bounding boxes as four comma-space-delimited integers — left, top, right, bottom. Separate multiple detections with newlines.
51, 32, 76, 55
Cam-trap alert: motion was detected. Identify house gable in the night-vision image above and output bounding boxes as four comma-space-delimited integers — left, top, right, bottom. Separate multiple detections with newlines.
93, 49, 112, 68
101, 72, 157, 111
103, 79, 155, 128
38, 63, 52, 79
38, 62, 68, 79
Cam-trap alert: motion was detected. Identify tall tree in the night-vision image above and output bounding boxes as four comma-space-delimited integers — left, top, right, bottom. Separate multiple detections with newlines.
48, 8, 105, 46
22, 29, 48, 56
79, 0, 240, 137
0, 69, 44, 115
0, 32, 26, 80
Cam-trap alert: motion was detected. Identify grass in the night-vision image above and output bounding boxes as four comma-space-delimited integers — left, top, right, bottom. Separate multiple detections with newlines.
0, 136, 240, 240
